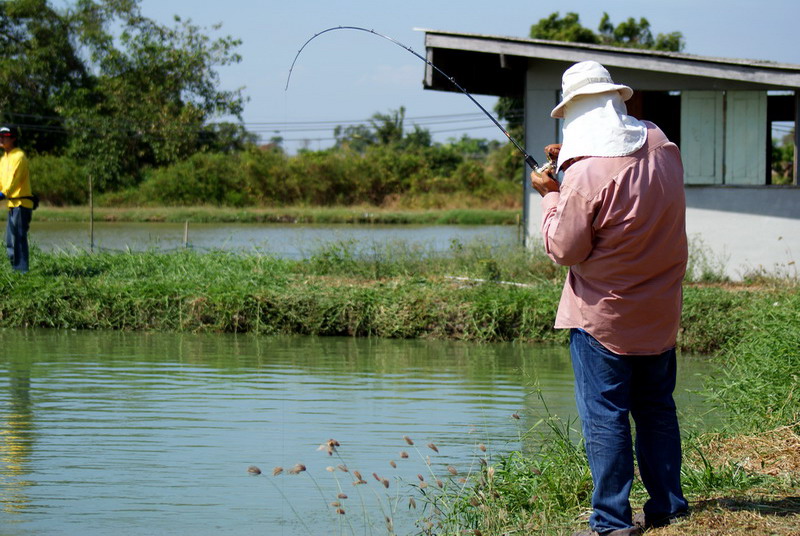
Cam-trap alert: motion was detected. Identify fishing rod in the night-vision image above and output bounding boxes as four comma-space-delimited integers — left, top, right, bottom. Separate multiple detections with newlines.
286, 26, 552, 173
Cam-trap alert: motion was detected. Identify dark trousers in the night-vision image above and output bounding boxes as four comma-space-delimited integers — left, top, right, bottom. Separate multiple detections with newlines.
6, 206, 32, 273
570, 328, 689, 533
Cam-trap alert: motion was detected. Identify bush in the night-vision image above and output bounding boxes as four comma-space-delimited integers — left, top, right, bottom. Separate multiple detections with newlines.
288, 150, 358, 205
240, 147, 291, 205
136, 152, 249, 206
34, 141, 528, 208
28, 154, 90, 205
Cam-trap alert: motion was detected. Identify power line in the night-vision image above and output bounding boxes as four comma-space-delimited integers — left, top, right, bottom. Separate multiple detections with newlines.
4, 109, 522, 146
276, 123, 500, 143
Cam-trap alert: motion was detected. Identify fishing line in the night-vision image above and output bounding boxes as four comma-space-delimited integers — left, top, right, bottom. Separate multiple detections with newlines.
286, 26, 549, 171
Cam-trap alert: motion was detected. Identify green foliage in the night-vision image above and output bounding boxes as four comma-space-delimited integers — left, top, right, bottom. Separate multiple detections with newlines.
679, 287, 755, 355
370, 106, 406, 145
486, 139, 525, 182
135, 151, 248, 206
680, 443, 768, 495
597, 13, 685, 51
771, 136, 795, 185
334, 123, 376, 152
494, 96, 525, 132
2, 0, 245, 190
201, 122, 260, 153
13, 236, 781, 358
28, 154, 90, 205
402, 125, 433, 149
334, 106, 425, 152
0, 240, 565, 342
452, 159, 493, 196
704, 294, 800, 432
95, 139, 523, 208
239, 147, 292, 205
417, 397, 593, 534
530, 11, 685, 52
443, 134, 497, 158
686, 235, 731, 284
530, 12, 600, 44
0, 0, 89, 153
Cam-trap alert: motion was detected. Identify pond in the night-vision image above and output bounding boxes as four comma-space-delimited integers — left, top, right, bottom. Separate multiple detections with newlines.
0, 329, 720, 535
30, 221, 521, 257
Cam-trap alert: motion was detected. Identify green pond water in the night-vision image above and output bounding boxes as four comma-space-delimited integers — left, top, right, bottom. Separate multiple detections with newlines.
0, 329, 720, 535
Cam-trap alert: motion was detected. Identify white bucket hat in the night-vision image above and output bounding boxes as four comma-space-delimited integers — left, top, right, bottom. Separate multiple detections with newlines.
550, 61, 634, 119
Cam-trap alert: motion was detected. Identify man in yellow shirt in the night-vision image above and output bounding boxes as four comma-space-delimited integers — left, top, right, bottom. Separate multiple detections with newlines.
0, 125, 34, 273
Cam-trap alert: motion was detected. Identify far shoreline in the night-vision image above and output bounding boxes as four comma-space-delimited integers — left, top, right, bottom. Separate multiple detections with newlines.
25, 205, 524, 226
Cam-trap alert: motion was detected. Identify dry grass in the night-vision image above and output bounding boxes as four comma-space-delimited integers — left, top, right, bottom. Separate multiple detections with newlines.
650, 498, 800, 536
650, 424, 800, 536
701, 424, 800, 478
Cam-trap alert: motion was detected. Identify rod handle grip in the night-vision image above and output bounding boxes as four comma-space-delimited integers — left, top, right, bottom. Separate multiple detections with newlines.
524, 155, 539, 170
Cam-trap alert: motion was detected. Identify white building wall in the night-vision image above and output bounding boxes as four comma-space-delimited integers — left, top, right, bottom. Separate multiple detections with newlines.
522, 64, 562, 251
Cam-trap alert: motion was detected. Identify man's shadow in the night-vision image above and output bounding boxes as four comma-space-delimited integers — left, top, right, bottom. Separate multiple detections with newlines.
693, 495, 800, 517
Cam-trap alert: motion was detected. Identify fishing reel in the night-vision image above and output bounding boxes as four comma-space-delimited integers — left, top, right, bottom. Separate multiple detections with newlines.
526, 155, 556, 176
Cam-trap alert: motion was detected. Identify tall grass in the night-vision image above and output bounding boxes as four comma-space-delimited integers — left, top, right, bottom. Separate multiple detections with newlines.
1, 239, 794, 356
0, 241, 562, 343
702, 296, 800, 432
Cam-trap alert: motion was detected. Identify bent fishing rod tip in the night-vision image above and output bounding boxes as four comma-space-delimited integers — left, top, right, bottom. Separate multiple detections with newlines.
286, 25, 550, 171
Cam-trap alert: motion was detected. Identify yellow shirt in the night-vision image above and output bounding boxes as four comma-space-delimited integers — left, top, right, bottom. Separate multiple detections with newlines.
0, 147, 33, 209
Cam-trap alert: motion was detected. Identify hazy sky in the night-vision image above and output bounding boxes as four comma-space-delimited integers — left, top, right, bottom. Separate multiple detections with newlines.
137, 0, 800, 151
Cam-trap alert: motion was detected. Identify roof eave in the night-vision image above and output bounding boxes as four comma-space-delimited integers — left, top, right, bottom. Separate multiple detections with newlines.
421, 29, 800, 89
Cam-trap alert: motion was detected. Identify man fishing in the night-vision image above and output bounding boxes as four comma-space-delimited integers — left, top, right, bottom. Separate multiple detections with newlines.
0, 125, 34, 273
530, 61, 689, 536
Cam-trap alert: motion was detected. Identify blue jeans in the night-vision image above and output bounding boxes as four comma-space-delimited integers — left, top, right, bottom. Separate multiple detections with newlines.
6, 206, 32, 273
570, 329, 688, 533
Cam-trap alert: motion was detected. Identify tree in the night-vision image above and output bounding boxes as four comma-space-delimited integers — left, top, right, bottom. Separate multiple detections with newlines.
529, 12, 600, 44
201, 122, 259, 154
495, 12, 684, 148
333, 107, 433, 152
370, 107, 406, 145
0, 0, 90, 153
529, 12, 684, 52
598, 13, 685, 51
445, 135, 496, 158
1, 0, 246, 190
400, 125, 432, 149
334, 124, 376, 152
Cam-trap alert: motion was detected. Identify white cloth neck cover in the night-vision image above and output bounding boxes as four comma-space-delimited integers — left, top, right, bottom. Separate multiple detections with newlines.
556, 91, 648, 172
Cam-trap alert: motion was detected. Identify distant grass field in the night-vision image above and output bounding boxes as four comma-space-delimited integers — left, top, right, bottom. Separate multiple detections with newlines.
31, 205, 523, 225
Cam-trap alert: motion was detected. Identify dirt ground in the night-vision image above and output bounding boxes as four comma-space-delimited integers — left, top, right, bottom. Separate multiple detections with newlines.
649, 424, 800, 536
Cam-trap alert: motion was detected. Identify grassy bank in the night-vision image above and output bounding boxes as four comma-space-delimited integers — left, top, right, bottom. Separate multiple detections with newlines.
1, 242, 797, 534
422, 295, 799, 536
1, 243, 790, 356
32, 205, 523, 225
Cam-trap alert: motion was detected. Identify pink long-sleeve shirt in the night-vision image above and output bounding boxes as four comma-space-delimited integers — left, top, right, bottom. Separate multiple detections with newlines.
541, 122, 687, 355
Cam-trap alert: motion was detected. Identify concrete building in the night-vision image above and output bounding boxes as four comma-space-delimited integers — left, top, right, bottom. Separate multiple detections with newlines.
421, 30, 800, 280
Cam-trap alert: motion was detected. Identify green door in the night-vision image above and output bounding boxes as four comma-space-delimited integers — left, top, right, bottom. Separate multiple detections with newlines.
680, 91, 724, 184
724, 91, 767, 185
